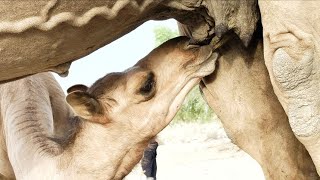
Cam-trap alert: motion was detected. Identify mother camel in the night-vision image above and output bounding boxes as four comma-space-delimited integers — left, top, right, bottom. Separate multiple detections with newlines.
0, 0, 320, 179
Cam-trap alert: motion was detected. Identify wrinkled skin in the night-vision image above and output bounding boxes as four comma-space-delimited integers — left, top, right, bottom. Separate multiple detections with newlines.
0, 37, 218, 179
259, 1, 320, 174
198, 28, 318, 179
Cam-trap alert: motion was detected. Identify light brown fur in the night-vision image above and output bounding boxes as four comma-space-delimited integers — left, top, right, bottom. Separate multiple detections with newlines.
259, 1, 320, 174
0, 73, 73, 179
0, 0, 258, 82
0, 36, 218, 179
180, 23, 319, 179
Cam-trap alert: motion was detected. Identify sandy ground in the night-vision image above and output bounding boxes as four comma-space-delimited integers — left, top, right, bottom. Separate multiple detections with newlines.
125, 121, 265, 180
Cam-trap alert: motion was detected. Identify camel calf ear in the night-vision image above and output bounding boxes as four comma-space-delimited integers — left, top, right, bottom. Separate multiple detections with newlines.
66, 91, 103, 120
67, 84, 88, 94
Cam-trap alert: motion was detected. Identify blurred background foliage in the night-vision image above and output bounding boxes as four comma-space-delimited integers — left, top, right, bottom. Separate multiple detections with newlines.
154, 26, 179, 47
153, 26, 215, 123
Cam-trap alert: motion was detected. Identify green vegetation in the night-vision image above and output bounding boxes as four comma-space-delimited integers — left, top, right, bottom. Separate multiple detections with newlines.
153, 25, 215, 123
153, 26, 179, 47
173, 86, 215, 123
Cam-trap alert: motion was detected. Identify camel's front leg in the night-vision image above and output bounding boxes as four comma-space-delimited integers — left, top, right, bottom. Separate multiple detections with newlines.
269, 23, 318, 136
263, 20, 320, 173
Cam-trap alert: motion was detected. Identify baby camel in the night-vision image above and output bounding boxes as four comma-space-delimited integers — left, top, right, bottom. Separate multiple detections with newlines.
0, 36, 218, 180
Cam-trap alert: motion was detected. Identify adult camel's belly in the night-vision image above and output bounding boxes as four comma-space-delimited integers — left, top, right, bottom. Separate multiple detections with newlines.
0, 0, 159, 82
200, 36, 318, 179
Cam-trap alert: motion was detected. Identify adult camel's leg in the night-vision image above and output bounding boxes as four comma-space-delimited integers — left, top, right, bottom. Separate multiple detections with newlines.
200, 30, 318, 179
259, 1, 320, 174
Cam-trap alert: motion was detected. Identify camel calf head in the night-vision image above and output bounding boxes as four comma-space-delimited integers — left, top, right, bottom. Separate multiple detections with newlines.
66, 36, 218, 137
63, 37, 218, 178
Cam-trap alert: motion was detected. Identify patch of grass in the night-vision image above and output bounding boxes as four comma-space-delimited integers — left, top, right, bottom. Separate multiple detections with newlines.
172, 86, 215, 124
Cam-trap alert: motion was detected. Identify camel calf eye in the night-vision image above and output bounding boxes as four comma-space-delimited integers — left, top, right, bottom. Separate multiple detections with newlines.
140, 73, 155, 95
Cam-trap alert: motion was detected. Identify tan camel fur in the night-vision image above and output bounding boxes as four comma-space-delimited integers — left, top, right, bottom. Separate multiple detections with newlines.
179, 24, 319, 179
201, 36, 319, 179
0, 36, 218, 180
